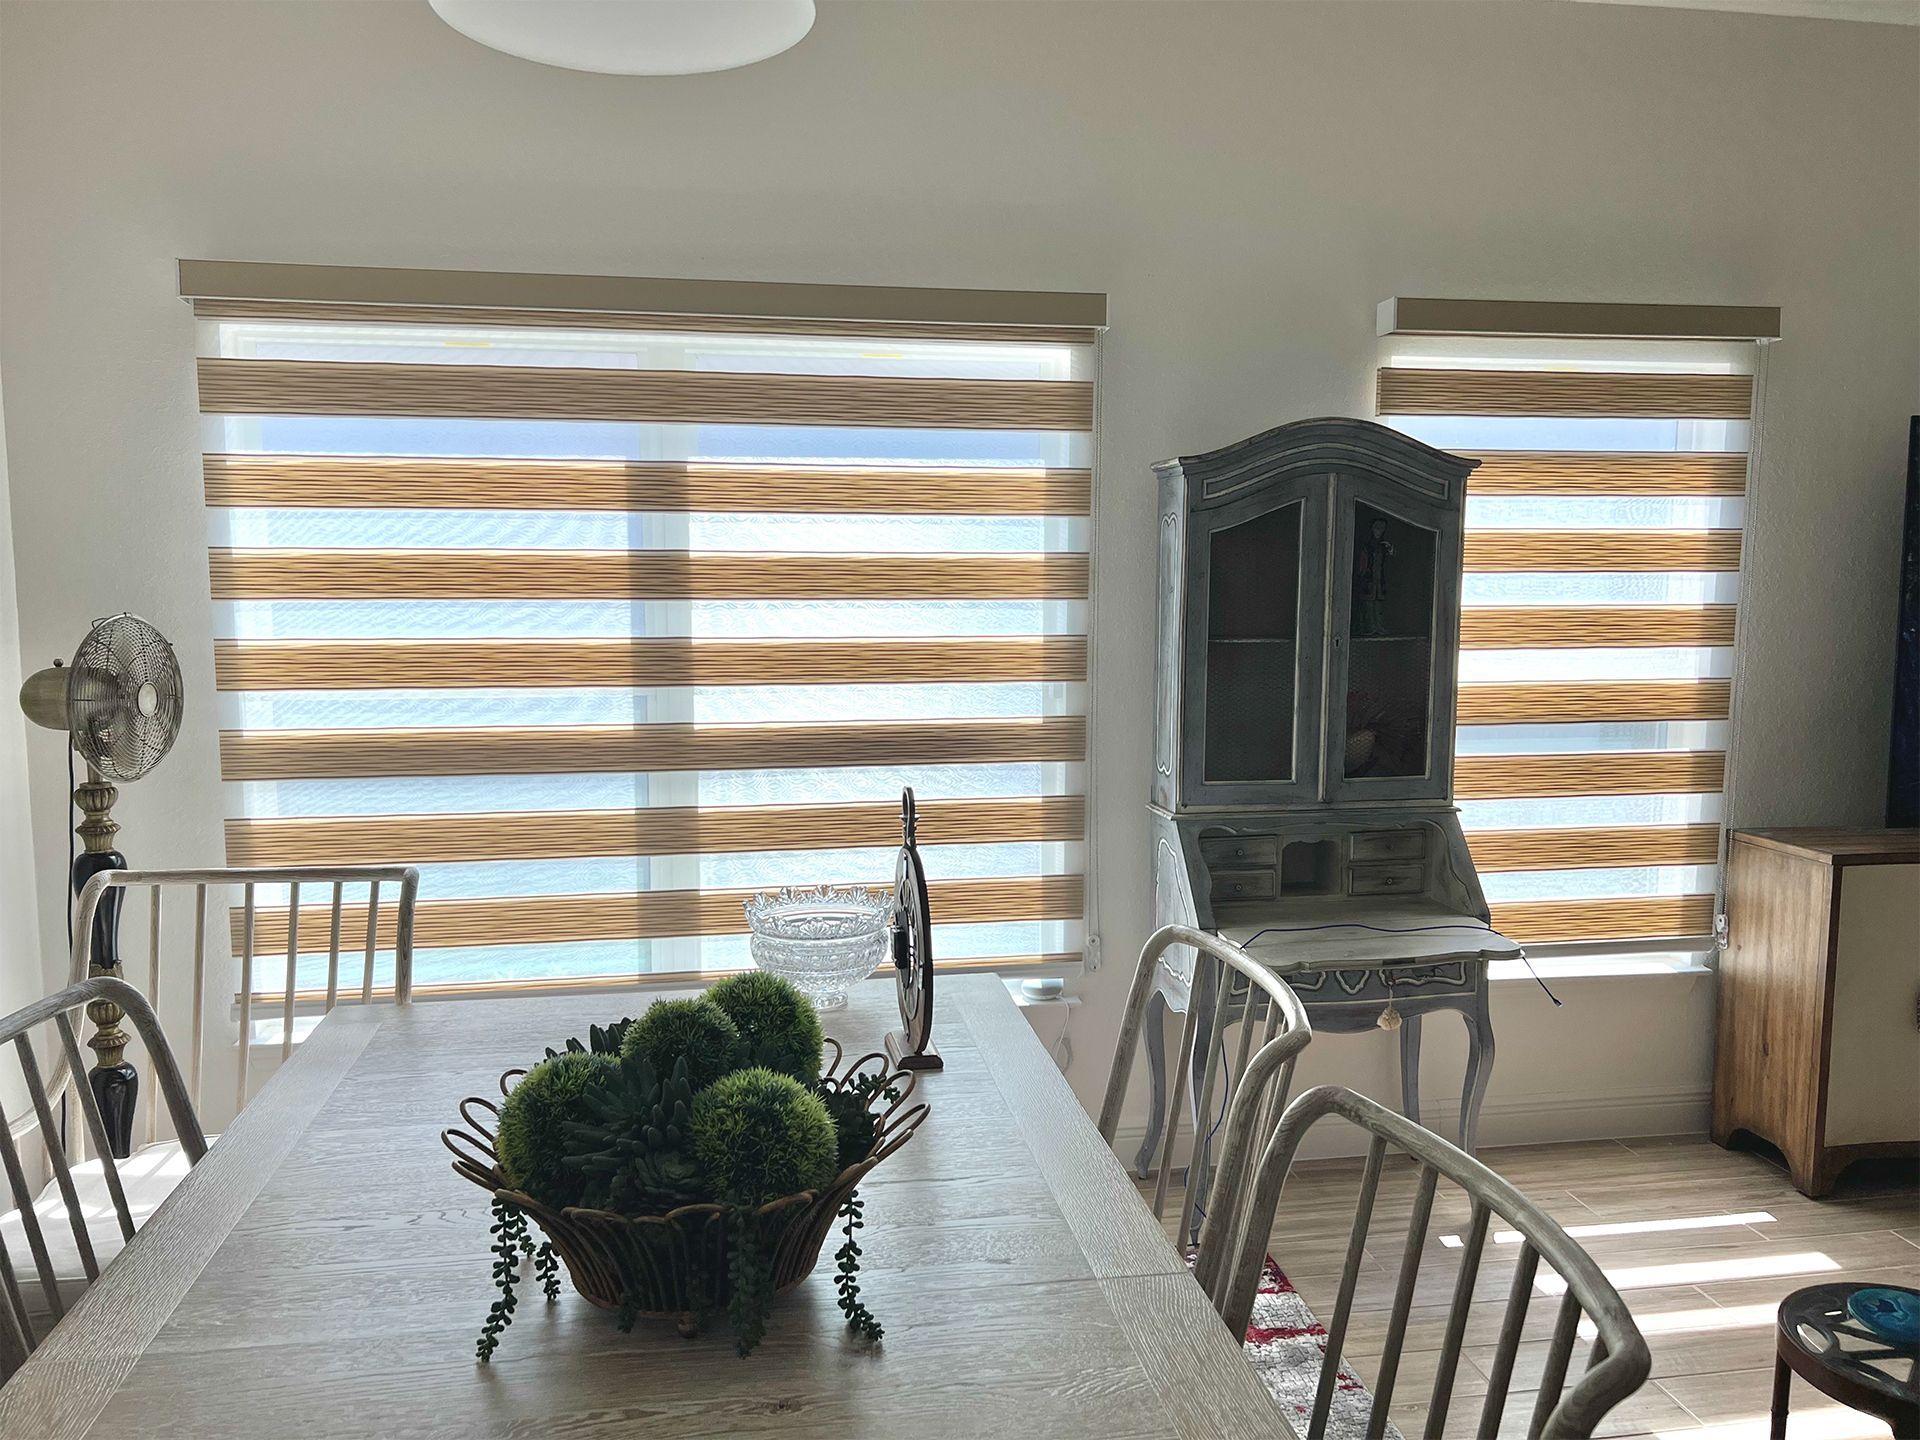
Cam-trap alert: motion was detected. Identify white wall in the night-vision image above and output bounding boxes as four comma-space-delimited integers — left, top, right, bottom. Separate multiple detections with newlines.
0, 0, 1913, 1143
0, 359, 50, 1079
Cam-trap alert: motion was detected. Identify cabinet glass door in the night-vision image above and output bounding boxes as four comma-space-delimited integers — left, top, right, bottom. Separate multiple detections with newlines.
1203, 501, 1302, 784
1341, 500, 1439, 783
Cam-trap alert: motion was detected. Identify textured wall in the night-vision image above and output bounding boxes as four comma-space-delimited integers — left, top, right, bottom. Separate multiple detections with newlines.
0, 0, 1913, 1135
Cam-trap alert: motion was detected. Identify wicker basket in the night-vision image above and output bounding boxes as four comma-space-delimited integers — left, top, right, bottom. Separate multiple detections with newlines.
441, 1039, 927, 1336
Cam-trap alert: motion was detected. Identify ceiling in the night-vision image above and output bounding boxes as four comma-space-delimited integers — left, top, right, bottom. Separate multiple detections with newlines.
1566, 0, 1919, 22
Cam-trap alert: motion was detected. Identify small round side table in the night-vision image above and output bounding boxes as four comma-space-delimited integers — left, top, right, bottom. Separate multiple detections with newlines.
1773, 1283, 1920, 1440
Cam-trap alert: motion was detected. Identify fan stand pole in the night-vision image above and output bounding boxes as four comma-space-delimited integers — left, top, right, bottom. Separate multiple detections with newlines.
72, 762, 136, 1158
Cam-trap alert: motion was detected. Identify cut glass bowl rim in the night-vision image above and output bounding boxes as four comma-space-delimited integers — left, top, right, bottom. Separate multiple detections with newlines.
742, 884, 893, 941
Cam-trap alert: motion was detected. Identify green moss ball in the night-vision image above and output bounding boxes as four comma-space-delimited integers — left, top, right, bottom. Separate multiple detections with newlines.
495, 1050, 617, 1207
689, 1067, 839, 1206
621, 997, 743, 1092
706, 970, 825, 1084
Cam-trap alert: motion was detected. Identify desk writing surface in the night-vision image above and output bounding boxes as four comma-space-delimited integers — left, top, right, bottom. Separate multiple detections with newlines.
1218, 900, 1523, 972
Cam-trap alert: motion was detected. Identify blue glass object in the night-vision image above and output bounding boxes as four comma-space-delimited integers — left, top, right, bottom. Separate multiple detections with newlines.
1847, 1287, 1920, 1346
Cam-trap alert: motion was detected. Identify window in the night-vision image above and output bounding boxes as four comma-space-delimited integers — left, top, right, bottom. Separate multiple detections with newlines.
192, 292, 1096, 996
1376, 328, 1760, 954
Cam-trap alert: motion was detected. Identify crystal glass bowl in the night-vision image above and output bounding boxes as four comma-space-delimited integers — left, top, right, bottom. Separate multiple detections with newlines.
742, 885, 892, 1010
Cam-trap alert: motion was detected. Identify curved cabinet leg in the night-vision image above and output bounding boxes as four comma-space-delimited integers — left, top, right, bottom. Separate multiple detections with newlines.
1134, 989, 1170, 1179
1398, 1012, 1423, 1130
1459, 995, 1496, 1155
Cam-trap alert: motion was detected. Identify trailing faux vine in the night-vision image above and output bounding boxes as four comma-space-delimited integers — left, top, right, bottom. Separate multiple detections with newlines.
534, 1239, 561, 1303
835, 1188, 882, 1343
477, 1199, 528, 1362
477, 1202, 562, 1360
820, 1069, 897, 1344
726, 1207, 772, 1357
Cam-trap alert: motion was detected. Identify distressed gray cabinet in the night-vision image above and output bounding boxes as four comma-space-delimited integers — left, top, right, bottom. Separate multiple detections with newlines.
1143, 418, 1520, 1197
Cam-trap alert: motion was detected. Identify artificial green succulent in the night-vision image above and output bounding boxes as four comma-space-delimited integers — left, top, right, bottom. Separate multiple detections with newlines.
544, 1017, 636, 1060
816, 1081, 879, 1175
621, 996, 743, 1092
561, 1052, 704, 1213
689, 1067, 838, 1207
494, 1050, 618, 1208
707, 970, 824, 1083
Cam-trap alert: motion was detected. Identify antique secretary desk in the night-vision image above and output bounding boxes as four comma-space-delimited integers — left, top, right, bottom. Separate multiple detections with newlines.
1143, 417, 1520, 1192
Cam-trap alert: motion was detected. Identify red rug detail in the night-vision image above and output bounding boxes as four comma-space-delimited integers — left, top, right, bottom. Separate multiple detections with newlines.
1190, 1250, 1404, 1440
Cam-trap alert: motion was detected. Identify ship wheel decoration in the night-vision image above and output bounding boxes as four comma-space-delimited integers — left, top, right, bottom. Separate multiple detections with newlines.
885, 787, 942, 1072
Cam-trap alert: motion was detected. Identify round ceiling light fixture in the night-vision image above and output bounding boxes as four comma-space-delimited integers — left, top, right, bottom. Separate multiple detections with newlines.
429, 0, 816, 77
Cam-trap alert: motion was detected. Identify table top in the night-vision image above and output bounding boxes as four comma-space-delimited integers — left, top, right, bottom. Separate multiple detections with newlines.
1776, 1283, 1920, 1418
0, 975, 1294, 1440
1733, 828, 1920, 866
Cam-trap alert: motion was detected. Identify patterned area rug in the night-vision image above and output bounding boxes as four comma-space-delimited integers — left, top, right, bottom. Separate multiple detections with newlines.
1193, 1250, 1406, 1440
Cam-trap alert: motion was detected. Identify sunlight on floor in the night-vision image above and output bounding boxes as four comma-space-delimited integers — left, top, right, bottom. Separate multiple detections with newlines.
1657, 1407, 1895, 1440
1537, 1251, 1841, 1294
1579, 1302, 1779, 1341
1439, 1212, 1777, 1248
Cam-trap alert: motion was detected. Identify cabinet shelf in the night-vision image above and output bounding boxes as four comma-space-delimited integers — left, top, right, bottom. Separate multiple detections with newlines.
1209, 637, 1295, 645
1351, 634, 1429, 644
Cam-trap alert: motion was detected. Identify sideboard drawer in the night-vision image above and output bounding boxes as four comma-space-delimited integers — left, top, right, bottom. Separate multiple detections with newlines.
1211, 868, 1277, 902
1201, 834, 1278, 869
1349, 861, 1423, 896
1351, 829, 1427, 862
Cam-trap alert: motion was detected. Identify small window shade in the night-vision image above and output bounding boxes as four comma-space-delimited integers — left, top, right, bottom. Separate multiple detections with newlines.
1376, 332, 1759, 951
190, 286, 1098, 996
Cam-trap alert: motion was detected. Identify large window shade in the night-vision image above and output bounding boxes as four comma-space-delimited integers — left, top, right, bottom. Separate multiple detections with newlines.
1377, 334, 1758, 952
192, 295, 1096, 996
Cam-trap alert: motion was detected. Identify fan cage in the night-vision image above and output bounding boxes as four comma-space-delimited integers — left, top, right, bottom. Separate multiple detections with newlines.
67, 614, 184, 783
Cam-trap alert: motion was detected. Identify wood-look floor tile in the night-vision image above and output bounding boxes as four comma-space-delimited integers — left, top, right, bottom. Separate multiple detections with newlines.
1657, 1367, 1900, 1436
1138, 1133, 1918, 1438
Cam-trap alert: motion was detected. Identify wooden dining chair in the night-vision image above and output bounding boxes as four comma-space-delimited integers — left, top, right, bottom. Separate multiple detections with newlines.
1099, 923, 1311, 1291
67, 864, 420, 1127
1214, 1084, 1651, 1440
0, 976, 208, 1380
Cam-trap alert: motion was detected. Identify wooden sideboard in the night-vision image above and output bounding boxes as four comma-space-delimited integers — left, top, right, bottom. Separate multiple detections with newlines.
1713, 828, 1920, 1197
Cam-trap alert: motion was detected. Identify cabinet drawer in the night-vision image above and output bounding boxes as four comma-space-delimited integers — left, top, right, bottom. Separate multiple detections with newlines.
1201, 835, 1278, 869
1348, 862, 1423, 897
1211, 868, 1277, 902
1351, 829, 1426, 862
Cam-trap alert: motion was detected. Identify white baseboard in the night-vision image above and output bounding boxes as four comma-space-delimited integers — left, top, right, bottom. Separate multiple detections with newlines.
1107, 1086, 1712, 1165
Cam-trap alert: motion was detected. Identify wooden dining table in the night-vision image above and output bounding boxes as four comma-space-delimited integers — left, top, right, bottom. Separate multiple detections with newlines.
0, 974, 1296, 1438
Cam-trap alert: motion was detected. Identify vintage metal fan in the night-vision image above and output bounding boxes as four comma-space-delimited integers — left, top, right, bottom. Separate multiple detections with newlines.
884, 787, 941, 1072
21, 613, 185, 784
18, 612, 184, 1154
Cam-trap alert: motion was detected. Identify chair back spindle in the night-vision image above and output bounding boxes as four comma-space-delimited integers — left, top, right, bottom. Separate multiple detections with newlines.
1221, 1085, 1650, 1440
59, 866, 419, 1129
0, 978, 208, 1382
1100, 924, 1311, 1290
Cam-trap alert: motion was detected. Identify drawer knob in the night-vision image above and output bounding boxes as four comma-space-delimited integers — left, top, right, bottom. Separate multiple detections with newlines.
1230, 883, 1245, 895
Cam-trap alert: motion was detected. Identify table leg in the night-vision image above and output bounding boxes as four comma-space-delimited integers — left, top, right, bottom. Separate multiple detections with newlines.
1769, 1354, 1790, 1440
1459, 993, 1496, 1155
1399, 1013, 1423, 1130
1134, 989, 1169, 1179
